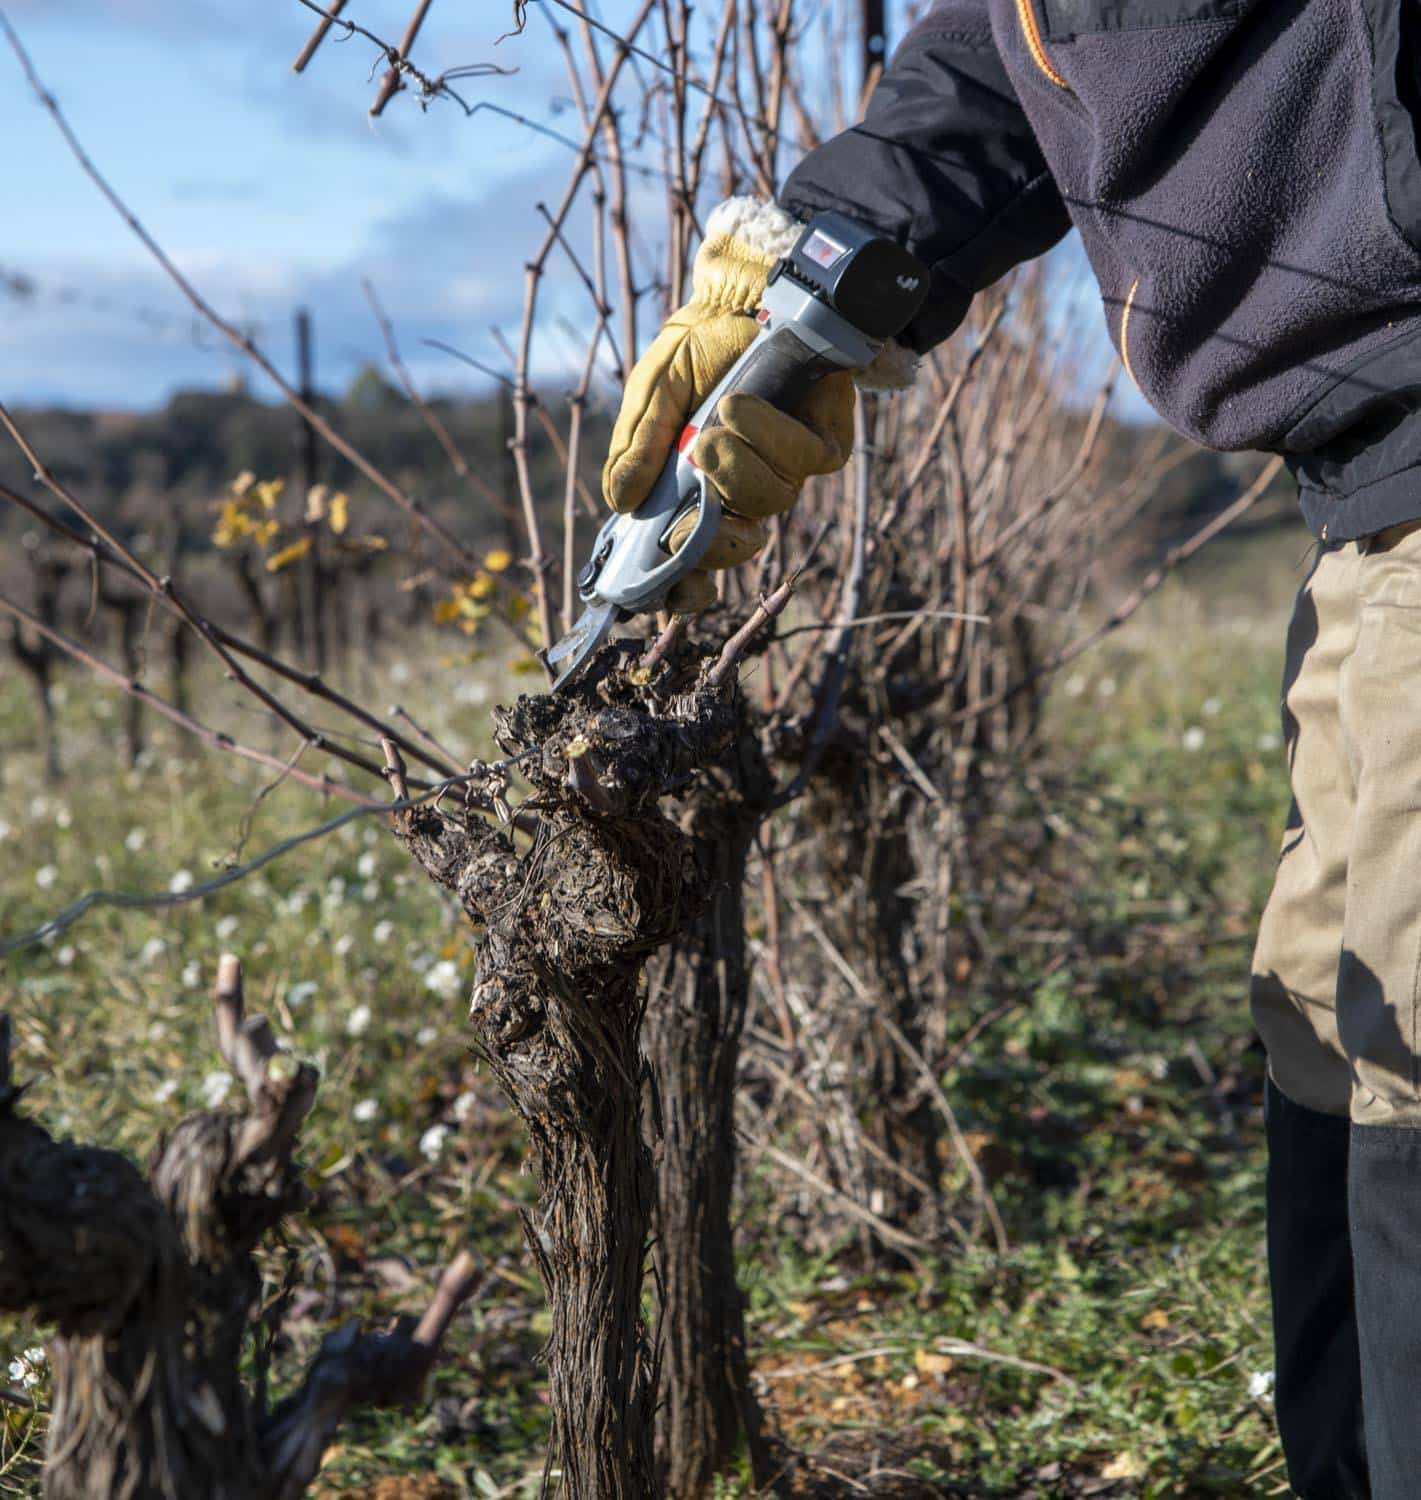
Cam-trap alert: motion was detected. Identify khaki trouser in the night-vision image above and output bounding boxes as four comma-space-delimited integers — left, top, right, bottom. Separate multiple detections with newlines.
1251, 518, 1421, 1126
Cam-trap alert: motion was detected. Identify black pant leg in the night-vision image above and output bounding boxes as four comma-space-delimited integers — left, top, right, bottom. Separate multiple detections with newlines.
1267, 1076, 1370, 1499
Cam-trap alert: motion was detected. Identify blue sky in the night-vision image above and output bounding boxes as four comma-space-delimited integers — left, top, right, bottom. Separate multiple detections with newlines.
0, 1, 630, 408
0, 2, 1118, 415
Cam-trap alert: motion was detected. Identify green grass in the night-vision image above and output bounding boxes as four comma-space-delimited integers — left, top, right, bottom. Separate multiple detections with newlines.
0, 524, 1316, 1497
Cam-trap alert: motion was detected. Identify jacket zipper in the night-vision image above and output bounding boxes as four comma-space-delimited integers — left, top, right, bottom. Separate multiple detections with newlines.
1120, 277, 1142, 388
1015, 0, 1071, 90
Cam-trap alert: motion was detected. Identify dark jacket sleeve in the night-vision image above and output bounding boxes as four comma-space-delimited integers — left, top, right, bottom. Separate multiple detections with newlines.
779, 1, 1069, 352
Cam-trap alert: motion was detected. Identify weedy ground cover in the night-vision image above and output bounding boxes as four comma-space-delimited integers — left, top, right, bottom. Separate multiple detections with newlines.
0, 524, 1310, 1498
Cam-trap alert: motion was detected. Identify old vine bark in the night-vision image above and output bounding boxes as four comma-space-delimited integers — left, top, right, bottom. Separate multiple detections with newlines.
385, 647, 743, 1500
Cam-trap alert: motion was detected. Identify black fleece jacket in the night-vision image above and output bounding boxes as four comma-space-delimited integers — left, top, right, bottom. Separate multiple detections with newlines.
781, 0, 1421, 541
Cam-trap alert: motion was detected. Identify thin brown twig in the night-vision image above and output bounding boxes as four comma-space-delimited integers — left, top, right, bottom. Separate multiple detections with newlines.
706, 575, 796, 687
292, 0, 346, 71
0, 591, 375, 806
953, 455, 1284, 724
370, 0, 434, 116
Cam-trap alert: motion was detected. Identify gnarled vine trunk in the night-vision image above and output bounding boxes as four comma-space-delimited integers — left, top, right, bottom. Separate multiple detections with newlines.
0, 963, 478, 1500
386, 658, 742, 1499
647, 805, 764, 1496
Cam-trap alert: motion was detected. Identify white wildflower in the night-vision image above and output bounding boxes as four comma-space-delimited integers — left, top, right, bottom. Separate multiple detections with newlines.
152, 1078, 178, 1105
424, 959, 462, 1000
333, 933, 355, 958
1202, 696, 1223, 717
1096, 676, 1117, 699
1181, 726, 1206, 752
285, 890, 309, 916
0, 820, 11, 841
124, 827, 147, 852
169, 869, 194, 895
201, 1070, 233, 1108
408, 948, 434, 974
54, 805, 72, 829
140, 936, 167, 966
452, 1090, 477, 1122
1063, 674, 1087, 699
419, 1123, 450, 1161
29, 795, 49, 819
215, 915, 239, 941
56, 945, 75, 968
7, 1346, 44, 1390
361, 880, 380, 903
357, 851, 377, 879
1248, 1369, 1275, 1401
1257, 731, 1281, 753
372, 919, 395, 945
415, 1025, 438, 1046
346, 1003, 372, 1037
35, 865, 57, 891
286, 980, 318, 1009
327, 876, 346, 902
389, 661, 412, 685
181, 961, 203, 989
353, 1097, 379, 1123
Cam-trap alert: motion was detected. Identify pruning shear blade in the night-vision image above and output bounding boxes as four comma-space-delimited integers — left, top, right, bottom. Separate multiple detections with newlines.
546, 600, 619, 691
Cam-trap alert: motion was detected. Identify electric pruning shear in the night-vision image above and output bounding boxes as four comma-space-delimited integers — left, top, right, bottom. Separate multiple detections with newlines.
545, 212, 931, 691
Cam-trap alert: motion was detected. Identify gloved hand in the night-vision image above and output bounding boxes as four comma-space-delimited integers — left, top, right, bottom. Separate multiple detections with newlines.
601, 198, 856, 613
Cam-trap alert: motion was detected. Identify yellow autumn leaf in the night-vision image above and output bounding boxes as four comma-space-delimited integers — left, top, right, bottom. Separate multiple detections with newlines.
457, 618, 481, 636
1139, 1308, 1170, 1331
253, 518, 280, 547
230, 470, 256, 498
914, 1349, 954, 1378
432, 598, 460, 625
253, 478, 285, 512
265, 535, 313, 573
212, 500, 251, 548
508, 594, 531, 619
328, 491, 349, 535
483, 548, 513, 572
305, 484, 328, 523
468, 572, 496, 600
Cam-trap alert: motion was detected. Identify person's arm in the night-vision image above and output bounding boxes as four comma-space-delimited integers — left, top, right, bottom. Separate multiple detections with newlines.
780, 0, 1070, 354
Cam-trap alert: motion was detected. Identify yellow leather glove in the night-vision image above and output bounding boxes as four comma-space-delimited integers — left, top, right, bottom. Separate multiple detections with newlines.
601, 199, 856, 613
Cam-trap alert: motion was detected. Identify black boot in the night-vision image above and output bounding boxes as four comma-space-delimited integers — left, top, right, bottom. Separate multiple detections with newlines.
1348, 1121, 1421, 1500
1266, 1076, 1370, 1499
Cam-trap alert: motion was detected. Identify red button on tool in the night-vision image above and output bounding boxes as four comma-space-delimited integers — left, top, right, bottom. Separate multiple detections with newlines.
677, 423, 700, 466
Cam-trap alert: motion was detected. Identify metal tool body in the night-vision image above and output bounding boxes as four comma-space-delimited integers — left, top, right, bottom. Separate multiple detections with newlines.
547, 213, 930, 689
